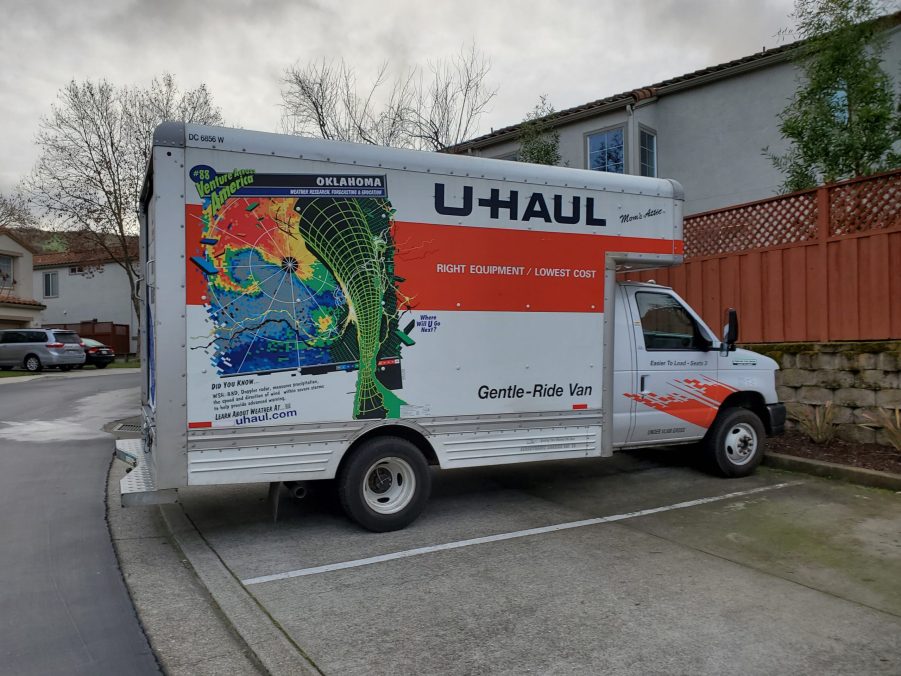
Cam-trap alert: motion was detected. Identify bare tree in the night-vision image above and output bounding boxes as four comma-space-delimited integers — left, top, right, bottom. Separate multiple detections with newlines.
22, 75, 223, 324
0, 193, 36, 229
281, 45, 496, 151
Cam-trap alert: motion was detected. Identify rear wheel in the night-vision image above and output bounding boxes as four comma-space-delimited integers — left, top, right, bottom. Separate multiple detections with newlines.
24, 355, 42, 372
702, 408, 765, 477
338, 436, 431, 532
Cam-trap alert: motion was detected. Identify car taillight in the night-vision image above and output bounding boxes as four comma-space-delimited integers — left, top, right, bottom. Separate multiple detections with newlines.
46, 342, 64, 348
88, 347, 98, 353
79, 342, 85, 347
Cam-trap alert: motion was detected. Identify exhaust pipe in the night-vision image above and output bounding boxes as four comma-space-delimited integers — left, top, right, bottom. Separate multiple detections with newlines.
284, 481, 308, 500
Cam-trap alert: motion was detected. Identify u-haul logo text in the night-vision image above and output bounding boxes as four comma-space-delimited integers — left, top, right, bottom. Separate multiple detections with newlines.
434, 183, 606, 227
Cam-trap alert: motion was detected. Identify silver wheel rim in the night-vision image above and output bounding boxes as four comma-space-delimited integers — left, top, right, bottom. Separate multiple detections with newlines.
362, 456, 416, 515
25, 357, 39, 371
725, 422, 758, 466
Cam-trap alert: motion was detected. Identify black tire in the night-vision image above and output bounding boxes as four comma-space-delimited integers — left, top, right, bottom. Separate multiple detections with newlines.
95, 363, 108, 369
702, 408, 765, 477
337, 436, 431, 532
24, 355, 42, 372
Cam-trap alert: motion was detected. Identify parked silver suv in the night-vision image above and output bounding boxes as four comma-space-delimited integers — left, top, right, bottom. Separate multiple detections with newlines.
0, 328, 87, 372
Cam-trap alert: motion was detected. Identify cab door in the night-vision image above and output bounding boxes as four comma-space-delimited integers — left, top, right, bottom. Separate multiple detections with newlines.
612, 285, 637, 445
624, 288, 719, 445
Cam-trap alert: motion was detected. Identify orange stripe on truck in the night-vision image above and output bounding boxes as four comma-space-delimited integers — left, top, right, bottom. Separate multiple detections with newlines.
625, 377, 738, 429
392, 220, 680, 313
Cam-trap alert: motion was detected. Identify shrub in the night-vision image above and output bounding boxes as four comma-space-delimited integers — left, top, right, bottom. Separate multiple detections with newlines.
789, 402, 836, 445
858, 407, 901, 451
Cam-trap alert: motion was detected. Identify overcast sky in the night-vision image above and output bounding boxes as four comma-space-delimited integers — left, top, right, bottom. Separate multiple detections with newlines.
0, 0, 798, 194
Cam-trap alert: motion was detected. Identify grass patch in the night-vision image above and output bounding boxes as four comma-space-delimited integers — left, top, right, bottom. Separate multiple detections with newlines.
107, 359, 141, 369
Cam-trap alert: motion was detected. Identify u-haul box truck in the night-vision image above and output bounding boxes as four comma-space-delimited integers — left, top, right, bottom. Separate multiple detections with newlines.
118, 122, 785, 531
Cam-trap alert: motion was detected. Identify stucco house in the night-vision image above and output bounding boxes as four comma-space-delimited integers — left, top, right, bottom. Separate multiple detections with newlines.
32, 246, 139, 354
0, 228, 45, 328
447, 13, 901, 215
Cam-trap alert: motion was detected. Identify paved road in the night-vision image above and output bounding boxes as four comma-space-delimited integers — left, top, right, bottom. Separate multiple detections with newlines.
0, 372, 159, 675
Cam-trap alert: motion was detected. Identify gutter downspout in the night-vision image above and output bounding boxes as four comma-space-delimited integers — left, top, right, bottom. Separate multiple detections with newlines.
625, 103, 638, 176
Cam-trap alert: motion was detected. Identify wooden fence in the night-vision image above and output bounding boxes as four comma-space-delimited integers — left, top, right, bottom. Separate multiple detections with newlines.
623, 169, 901, 343
43, 321, 131, 356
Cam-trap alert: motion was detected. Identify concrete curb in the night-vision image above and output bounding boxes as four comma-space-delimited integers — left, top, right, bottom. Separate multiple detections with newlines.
158, 503, 322, 676
0, 367, 140, 385
763, 452, 901, 491
107, 424, 267, 674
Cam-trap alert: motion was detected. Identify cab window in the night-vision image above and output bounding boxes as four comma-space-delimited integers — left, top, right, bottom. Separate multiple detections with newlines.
635, 292, 709, 351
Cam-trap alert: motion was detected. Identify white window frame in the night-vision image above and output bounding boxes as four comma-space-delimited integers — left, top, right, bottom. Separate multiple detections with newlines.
585, 124, 626, 174
639, 126, 657, 178
43, 270, 59, 298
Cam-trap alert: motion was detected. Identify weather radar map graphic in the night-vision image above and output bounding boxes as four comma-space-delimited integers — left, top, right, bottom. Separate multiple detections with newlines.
187, 166, 415, 419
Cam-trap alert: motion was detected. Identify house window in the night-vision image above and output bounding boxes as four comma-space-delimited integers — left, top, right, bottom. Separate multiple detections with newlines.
43, 271, 59, 298
831, 88, 849, 124
640, 129, 657, 178
0, 254, 12, 288
587, 127, 624, 174
69, 265, 84, 275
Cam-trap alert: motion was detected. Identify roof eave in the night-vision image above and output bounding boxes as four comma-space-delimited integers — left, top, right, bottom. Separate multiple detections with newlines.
0, 228, 41, 255
449, 96, 633, 154
0, 298, 46, 310
448, 43, 805, 154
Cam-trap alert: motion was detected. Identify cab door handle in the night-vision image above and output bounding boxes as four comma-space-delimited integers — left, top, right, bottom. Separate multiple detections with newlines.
640, 375, 648, 392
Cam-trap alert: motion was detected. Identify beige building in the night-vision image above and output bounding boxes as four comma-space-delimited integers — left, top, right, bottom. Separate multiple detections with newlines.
0, 228, 45, 328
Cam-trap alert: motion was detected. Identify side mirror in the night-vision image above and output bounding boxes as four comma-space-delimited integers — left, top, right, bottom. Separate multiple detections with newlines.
721, 308, 738, 354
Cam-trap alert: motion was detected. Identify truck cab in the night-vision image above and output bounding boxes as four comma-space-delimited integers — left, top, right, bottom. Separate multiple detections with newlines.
614, 281, 784, 474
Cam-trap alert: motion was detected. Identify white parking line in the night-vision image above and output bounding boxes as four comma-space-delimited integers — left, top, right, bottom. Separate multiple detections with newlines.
241, 481, 803, 586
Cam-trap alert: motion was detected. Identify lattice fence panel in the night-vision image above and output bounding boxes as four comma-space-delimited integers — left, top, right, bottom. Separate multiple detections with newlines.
829, 172, 901, 236
684, 192, 819, 258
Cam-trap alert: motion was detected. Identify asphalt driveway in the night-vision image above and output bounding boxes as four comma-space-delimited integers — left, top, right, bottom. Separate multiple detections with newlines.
173, 450, 901, 675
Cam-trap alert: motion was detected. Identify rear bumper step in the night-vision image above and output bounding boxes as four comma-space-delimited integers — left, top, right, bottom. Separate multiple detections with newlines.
116, 438, 178, 507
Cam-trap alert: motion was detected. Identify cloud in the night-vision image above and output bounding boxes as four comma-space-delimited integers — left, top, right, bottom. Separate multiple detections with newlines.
0, 0, 795, 195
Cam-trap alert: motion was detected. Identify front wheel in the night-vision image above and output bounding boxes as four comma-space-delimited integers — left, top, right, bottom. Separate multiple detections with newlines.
338, 436, 431, 532
24, 355, 42, 372
702, 408, 765, 478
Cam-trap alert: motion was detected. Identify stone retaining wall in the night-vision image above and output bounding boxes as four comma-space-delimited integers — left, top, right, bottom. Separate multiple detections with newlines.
743, 341, 901, 445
